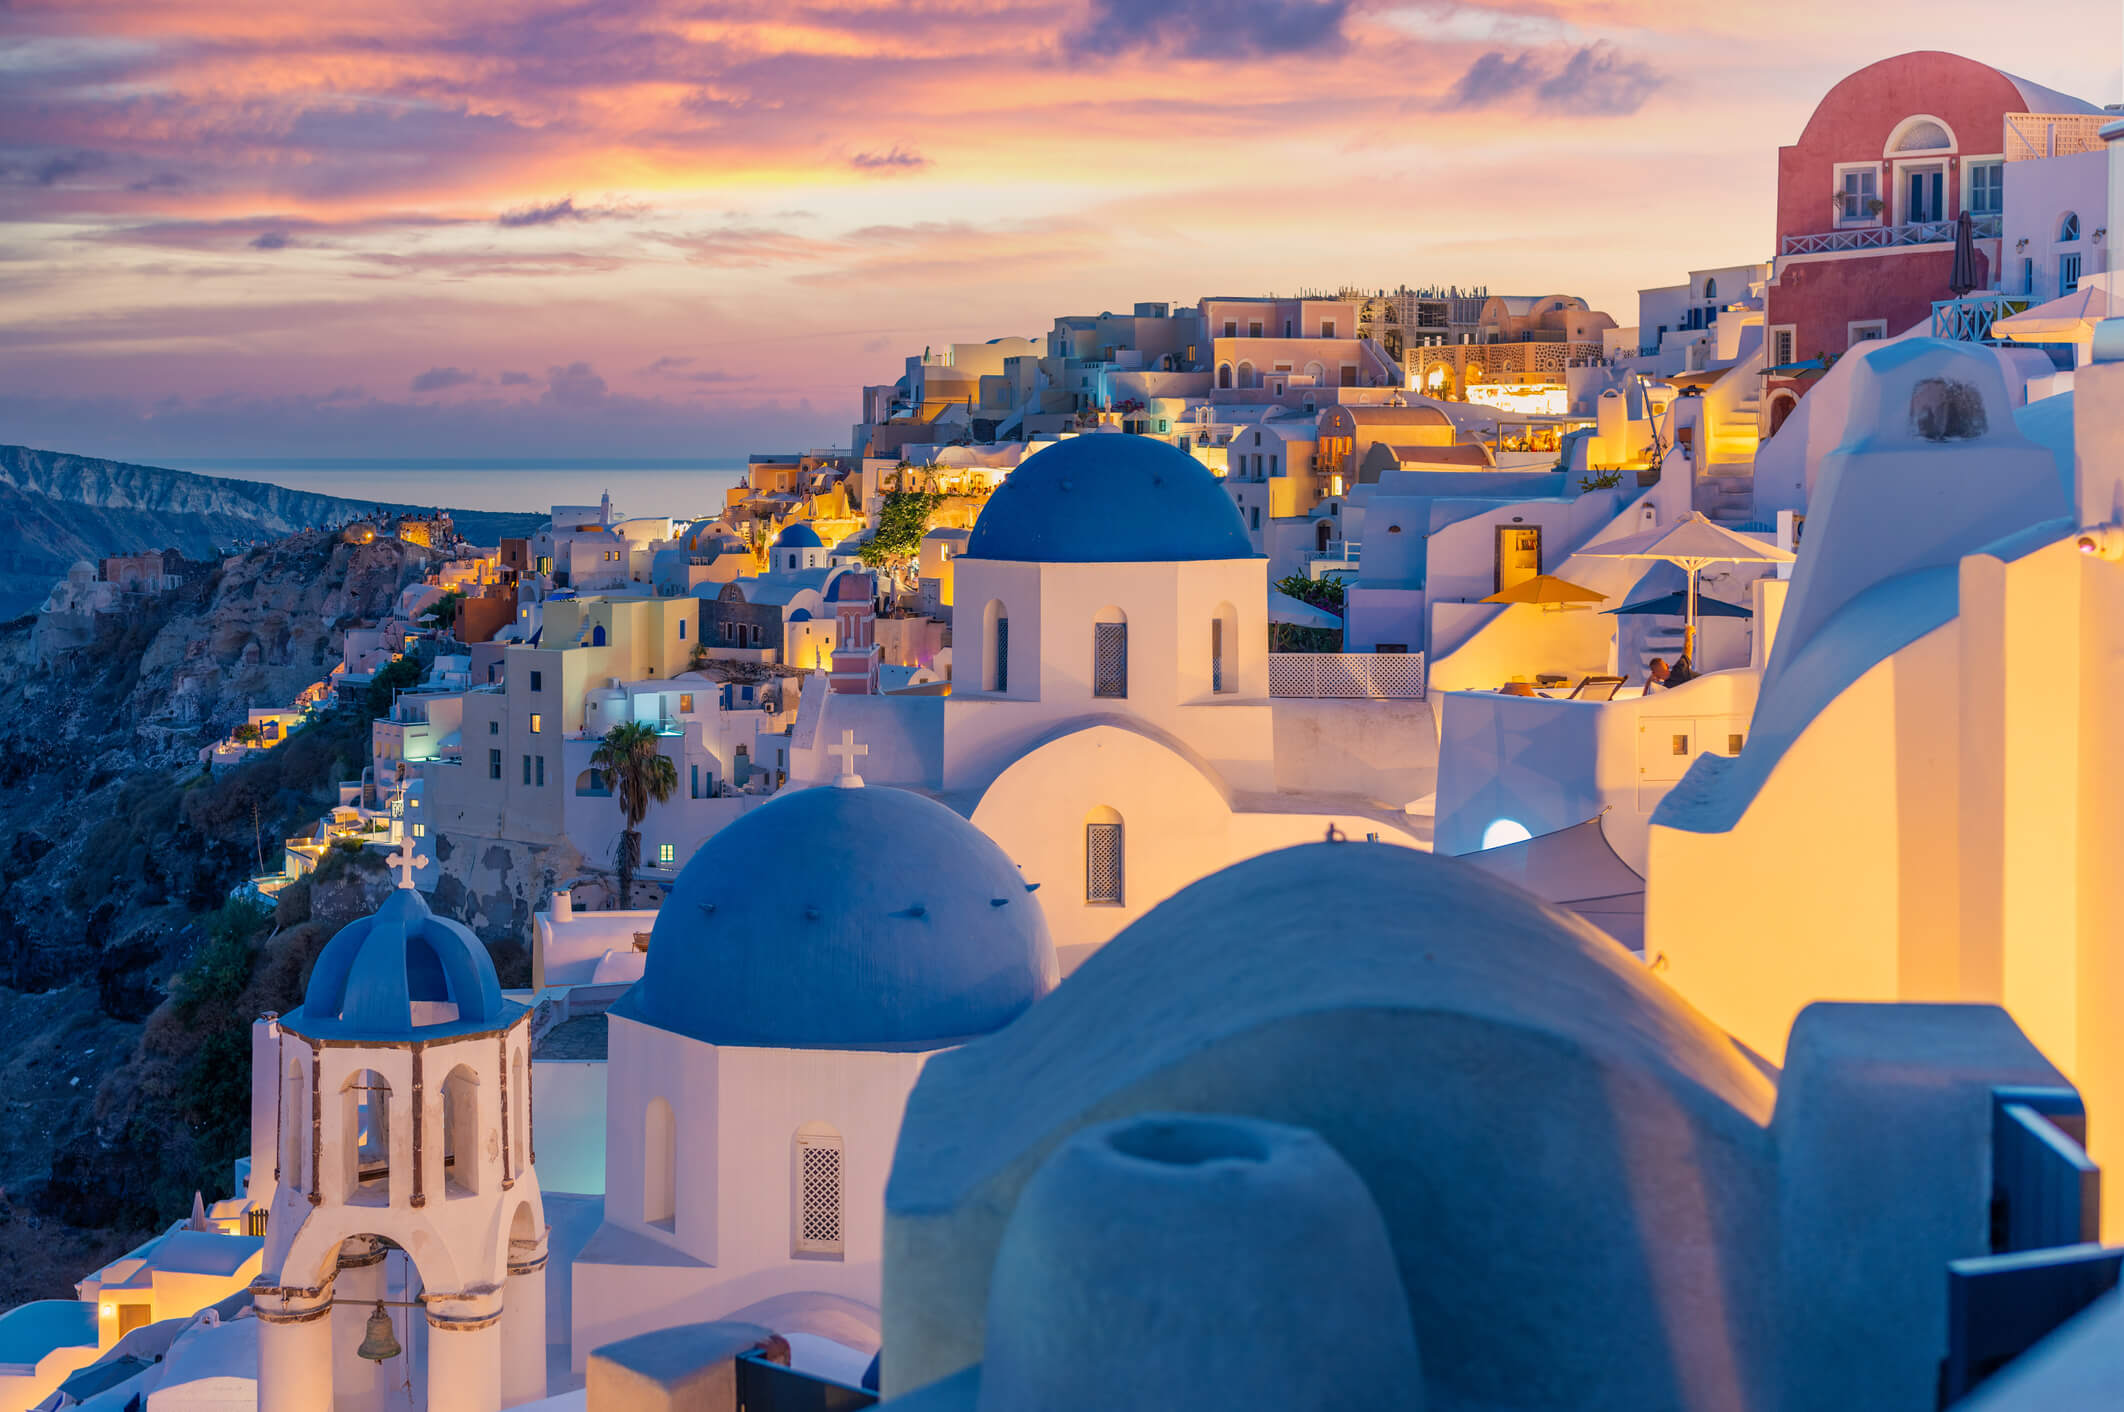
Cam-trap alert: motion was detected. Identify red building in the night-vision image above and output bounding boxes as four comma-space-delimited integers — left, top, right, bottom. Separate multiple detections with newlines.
1765, 52, 2102, 426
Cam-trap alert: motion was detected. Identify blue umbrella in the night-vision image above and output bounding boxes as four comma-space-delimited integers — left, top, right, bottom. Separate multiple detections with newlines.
1603, 590, 1752, 619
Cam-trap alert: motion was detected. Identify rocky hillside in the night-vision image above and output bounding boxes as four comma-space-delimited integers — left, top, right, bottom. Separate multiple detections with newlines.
0, 444, 542, 616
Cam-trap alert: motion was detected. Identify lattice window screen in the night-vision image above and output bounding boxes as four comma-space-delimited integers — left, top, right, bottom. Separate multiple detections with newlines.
1086, 822, 1124, 905
793, 1134, 844, 1257
1093, 622, 1128, 698
994, 617, 1009, 692
1211, 620, 1226, 694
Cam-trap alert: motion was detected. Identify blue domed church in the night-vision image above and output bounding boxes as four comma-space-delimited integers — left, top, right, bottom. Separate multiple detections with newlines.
783, 433, 1424, 970
567, 768, 1056, 1373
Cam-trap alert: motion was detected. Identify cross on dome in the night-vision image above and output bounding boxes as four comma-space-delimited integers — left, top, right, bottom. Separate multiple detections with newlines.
385, 839, 430, 889
828, 729, 868, 789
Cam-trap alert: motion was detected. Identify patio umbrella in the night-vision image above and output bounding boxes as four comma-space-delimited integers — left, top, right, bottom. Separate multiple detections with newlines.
1603, 590, 1752, 619
1481, 573, 1606, 608
1269, 587, 1343, 629
1577, 512, 1793, 656
1948, 208, 1979, 298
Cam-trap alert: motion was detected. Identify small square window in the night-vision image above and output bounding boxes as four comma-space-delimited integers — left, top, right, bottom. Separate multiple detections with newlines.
1672, 735, 1690, 756
1727, 733, 1745, 755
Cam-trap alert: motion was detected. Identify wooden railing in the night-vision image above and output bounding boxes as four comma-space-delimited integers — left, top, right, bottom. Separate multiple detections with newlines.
2005, 112, 2113, 163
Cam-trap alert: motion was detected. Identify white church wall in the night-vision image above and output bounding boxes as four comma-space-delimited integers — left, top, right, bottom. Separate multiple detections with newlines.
944, 558, 1274, 795
576, 1015, 925, 1369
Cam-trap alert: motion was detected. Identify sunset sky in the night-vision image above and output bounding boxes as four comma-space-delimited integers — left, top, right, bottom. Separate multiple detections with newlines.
2, 1, 2118, 463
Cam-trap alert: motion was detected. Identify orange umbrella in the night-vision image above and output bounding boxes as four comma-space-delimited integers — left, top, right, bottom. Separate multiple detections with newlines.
1482, 574, 1606, 609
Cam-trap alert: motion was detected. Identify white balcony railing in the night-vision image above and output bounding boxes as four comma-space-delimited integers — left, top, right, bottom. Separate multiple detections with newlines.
1781, 213, 2000, 257
1268, 652, 1426, 699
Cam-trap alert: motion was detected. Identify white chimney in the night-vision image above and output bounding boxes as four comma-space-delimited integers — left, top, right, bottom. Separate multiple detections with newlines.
552, 889, 573, 923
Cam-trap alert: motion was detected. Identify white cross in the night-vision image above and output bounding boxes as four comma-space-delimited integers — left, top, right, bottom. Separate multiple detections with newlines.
827, 729, 868, 785
385, 840, 430, 890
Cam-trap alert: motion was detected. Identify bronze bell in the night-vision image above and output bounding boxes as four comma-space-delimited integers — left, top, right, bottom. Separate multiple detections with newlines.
357, 1302, 402, 1362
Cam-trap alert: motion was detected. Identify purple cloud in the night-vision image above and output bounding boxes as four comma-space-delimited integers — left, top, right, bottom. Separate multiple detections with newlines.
1444, 43, 1664, 116
545, 361, 607, 408
411, 366, 478, 393
850, 146, 930, 173
499, 370, 535, 386
495, 195, 639, 228
1071, 0, 1349, 59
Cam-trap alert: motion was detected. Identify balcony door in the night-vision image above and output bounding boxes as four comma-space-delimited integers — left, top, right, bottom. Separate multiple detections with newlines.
1903, 164, 1945, 225
1495, 526, 1542, 596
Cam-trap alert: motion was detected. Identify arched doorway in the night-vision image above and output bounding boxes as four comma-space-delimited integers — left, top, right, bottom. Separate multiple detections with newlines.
1767, 391, 1798, 438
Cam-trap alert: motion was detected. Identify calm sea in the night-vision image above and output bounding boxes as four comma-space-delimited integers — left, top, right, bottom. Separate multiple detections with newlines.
172, 461, 754, 520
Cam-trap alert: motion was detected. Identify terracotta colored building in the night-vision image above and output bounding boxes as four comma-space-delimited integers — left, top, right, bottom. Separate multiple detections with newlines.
1765, 52, 2102, 421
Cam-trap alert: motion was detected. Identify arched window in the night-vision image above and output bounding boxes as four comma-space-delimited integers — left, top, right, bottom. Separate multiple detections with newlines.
1211, 601, 1238, 694
441, 1064, 481, 1198
982, 598, 1009, 693
575, 768, 609, 797
792, 1123, 844, 1259
1890, 117, 1953, 153
1085, 806, 1124, 905
591, 623, 606, 646
341, 1069, 391, 1205
1703, 277, 1718, 300
1304, 361, 1326, 384
1237, 361, 1256, 389
2061, 212, 2081, 242
1092, 607, 1128, 699
644, 1098, 676, 1231
1217, 363, 1233, 390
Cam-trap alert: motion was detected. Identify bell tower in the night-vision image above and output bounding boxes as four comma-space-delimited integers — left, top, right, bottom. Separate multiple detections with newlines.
249, 852, 547, 1411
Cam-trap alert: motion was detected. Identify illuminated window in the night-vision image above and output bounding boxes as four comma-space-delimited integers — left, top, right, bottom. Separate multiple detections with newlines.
1672, 734, 1691, 756
529, 713, 542, 734
1727, 733, 1745, 755
679, 693, 694, 713
658, 843, 674, 865
412, 823, 425, 838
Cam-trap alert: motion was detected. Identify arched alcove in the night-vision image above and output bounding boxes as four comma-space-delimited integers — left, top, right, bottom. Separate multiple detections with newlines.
441, 1064, 482, 1198
1211, 600, 1238, 694
644, 1097, 677, 1231
982, 598, 1010, 693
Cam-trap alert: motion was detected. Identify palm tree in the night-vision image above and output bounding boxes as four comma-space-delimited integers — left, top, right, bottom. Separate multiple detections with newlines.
591, 720, 678, 908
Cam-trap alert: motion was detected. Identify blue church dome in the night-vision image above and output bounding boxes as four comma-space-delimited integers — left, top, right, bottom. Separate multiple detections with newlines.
288, 887, 516, 1041
773, 522, 824, 549
618, 785, 1057, 1048
966, 435, 1258, 563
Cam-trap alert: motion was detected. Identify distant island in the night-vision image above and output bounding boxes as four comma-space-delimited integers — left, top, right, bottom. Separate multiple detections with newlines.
0, 444, 547, 617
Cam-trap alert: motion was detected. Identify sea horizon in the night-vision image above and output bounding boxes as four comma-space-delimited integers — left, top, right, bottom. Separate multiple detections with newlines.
169, 458, 757, 518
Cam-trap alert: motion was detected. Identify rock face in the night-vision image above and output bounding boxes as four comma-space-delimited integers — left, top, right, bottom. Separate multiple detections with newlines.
0, 444, 541, 616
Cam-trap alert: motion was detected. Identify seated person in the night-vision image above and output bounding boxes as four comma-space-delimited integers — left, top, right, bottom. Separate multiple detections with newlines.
1646, 658, 1669, 689
1664, 653, 1698, 687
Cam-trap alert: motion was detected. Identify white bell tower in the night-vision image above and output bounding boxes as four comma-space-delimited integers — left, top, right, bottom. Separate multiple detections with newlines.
249, 855, 547, 1411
